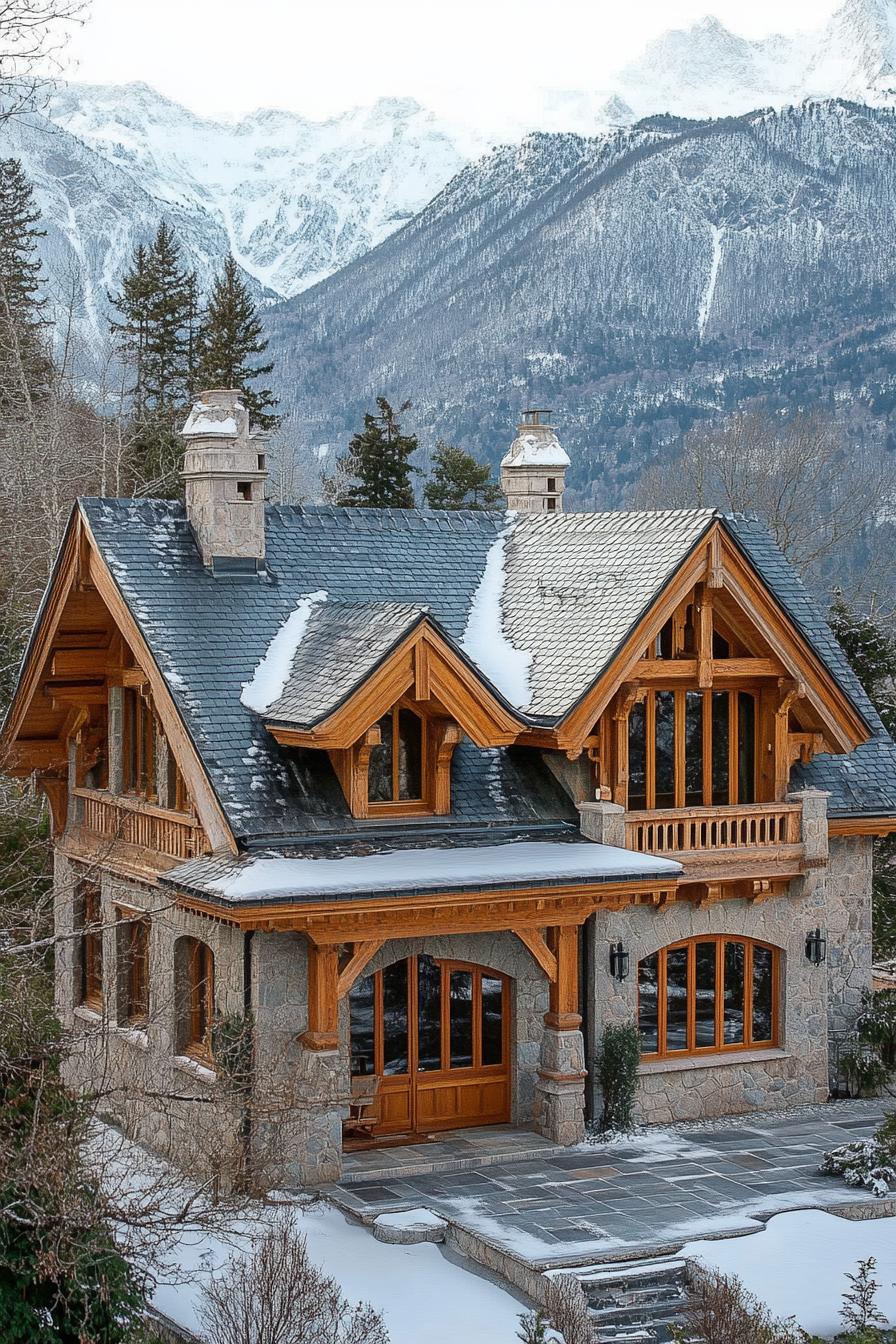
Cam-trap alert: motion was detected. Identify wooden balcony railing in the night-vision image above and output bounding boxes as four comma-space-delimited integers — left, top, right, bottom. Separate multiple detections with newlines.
73, 787, 208, 862
625, 802, 803, 857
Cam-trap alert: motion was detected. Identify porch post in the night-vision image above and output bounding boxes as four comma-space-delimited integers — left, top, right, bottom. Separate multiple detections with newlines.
534, 924, 586, 1145
300, 939, 340, 1051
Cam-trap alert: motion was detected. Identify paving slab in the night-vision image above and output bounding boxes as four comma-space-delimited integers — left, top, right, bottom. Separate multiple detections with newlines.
324, 1100, 890, 1267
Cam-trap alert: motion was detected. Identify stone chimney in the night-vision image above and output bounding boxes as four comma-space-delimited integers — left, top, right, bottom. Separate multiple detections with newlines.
181, 389, 268, 572
500, 409, 570, 513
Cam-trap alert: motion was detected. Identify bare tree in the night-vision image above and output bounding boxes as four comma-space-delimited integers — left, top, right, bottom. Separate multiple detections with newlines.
672, 1268, 801, 1344
0, 0, 88, 120
199, 1214, 389, 1344
632, 410, 894, 599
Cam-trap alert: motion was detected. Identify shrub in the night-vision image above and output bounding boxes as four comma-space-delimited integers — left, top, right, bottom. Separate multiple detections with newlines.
596, 1020, 641, 1133
671, 1267, 802, 1344
857, 990, 896, 1069
198, 1214, 389, 1344
820, 1110, 896, 1198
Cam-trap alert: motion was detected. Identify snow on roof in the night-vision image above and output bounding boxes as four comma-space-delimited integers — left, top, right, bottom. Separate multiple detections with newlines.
240, 589, 328, 713
181, 396, 246, 438
460, 522, 532, 709
174, 839, 681, 903
501, 427, 570, 469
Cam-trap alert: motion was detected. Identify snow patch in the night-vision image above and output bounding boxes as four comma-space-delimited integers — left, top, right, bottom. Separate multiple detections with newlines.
697, 223, 724, 341
240, 590, 327, 713
461, 524, 532, 709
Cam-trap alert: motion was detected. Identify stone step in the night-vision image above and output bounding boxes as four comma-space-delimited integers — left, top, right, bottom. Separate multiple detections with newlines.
338, 1139, 567, 1185
551, 1254, 692, 1344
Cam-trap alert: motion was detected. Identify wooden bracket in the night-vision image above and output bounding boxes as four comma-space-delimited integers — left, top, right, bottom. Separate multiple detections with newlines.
516, 928, 558, 981
336, 939, 384, 998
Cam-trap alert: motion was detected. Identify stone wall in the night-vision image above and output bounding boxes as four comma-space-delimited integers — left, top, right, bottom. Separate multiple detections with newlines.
55, 851, 247, 1186
584, 835, 874, 1125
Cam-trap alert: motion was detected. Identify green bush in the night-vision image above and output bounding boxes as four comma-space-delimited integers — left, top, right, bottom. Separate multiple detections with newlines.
596, 1020, 641, 1133
820, 1110, 896, 1197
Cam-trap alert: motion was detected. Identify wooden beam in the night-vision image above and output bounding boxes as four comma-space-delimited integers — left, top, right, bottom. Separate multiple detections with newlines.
515, 928, 557, 981
336, 940, 384, 998
546, 925, 580, 1029
829, 816, 896, 837
707, 530, 724, 588
301, 940, 340, 1051
1, 739, 68, 773
50, 649, 108, 678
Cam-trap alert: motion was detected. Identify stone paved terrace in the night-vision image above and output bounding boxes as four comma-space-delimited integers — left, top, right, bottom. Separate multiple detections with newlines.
326, 1100, 891, 1268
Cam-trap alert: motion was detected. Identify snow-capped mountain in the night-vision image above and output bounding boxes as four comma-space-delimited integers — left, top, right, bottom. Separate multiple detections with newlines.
264, 100, 896, 502
8, 0, 896, 368
46, 83, 469, 299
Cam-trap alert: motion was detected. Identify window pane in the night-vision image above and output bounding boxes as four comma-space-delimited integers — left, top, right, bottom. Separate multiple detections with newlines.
638, 953, 659, 1054
368, 713, 393, 802
417, 955, 442, 1072
481, 976, 504, 1065
723, 941, 746, 1044
654, 691, 676, 809
449, 970, 474, 1068
712, 692, 730, 805
685, 692, 704, 807
752, 946, 774, 1043
349, 973, 376, 1076
397, 709, 422, 800
666, 946, 689, 1052
628, 701, 647, 810
738, 693, 756, 804
695, 941, 717, 1048
382, 959, 409, 1075
129, 920, 149, 1022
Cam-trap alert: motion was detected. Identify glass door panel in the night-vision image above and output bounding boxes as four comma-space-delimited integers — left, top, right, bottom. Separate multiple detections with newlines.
449, 969, 474, 1067
382, 959, 409, 1075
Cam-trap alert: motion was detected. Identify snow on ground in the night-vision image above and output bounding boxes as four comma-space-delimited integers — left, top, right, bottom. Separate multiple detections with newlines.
89, 1124, 529, 1344
681, 1209, 896, 1337
240, 590, 327, 713
461, 521, 533, 710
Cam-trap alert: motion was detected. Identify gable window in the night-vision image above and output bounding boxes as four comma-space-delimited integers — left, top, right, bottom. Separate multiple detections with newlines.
628, 689, 757, 810
77, 883, 103, 1012
175, 936, 214, 1061
638, 936, 779, 1060
368, 706, 424, 809
122, 688, 155, 797
116, 909, 149, 1028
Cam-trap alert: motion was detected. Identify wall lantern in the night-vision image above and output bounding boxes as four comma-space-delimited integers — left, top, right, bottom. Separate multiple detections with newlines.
609, 941, 630, 981
805, 927, 827, 965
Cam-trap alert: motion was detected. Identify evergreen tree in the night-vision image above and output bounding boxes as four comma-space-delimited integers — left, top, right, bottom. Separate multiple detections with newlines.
110, 221, 198, 490
830, 593, 896, 957
337, 397, 418, 508
0, 158, 50, 414
194, 254, 279, 429
424, 439, 501, 510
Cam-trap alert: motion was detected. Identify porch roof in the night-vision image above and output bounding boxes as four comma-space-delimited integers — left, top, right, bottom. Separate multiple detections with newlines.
161, 838, 681, 906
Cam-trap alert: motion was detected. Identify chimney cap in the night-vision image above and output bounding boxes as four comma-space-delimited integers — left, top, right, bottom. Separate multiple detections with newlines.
501, 413, 570, 469
182, 388, 248, 440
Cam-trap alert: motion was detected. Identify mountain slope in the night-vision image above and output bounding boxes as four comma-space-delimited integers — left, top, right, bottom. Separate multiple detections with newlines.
263, 101, 896, 501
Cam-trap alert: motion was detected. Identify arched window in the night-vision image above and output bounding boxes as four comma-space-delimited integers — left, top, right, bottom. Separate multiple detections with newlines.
175, 936, 214, 1060
638, 936, 779, 1060
368, 705, 424, 809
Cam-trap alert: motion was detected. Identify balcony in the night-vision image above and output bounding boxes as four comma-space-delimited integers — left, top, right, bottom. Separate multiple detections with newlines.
70, 787, 209, 874
624, 801, 808, 892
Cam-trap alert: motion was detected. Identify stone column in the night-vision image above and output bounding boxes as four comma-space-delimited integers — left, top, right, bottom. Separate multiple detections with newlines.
533, 926, 586, 1145
577, 799, 626, 848
108, 686, 123, 795
787, 786, 830, 869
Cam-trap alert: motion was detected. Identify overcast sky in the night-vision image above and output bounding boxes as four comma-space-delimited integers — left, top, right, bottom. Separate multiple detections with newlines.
60, 0, 842, 122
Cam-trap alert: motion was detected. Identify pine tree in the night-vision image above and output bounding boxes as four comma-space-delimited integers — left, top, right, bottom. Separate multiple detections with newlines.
110, 221, 198, 491
0, 158, 50, 415
424, 439, 501, 509
337, 397, 418, 508
194, 254, 279, 429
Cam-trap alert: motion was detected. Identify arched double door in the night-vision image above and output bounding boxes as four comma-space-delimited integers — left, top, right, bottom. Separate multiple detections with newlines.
349, 954, 511, 1135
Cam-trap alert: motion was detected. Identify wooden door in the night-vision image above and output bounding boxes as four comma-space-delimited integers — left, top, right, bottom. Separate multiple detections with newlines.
348, 954, 510, 1137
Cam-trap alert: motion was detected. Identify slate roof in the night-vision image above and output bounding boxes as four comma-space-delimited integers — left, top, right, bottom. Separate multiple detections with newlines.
265, 601, 430, 728
76, 498, 896, 844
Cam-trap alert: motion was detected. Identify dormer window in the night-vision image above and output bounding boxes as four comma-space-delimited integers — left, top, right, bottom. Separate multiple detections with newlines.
368, 706, 424, 810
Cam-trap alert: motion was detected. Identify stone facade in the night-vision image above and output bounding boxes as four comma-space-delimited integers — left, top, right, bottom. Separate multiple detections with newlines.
583, 830, 874, 1126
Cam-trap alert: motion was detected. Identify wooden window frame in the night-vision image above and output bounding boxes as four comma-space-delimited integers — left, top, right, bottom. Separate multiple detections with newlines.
122, 687, 156, 800
627, 687, 759, 810
116, 907, 150, 1028
78, 884, 103, 1012
638, 935, 780, 1062
367, 703, 431, 817
351, 956, 510, 1078
181, 937, 214, 1063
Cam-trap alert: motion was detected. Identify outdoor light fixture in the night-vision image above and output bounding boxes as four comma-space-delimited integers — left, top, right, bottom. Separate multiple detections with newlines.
805, 927, 827, 965
609, 941, 630, 981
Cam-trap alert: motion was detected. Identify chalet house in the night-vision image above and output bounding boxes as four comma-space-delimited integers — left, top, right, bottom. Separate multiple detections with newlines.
4, 391, 896, 1188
